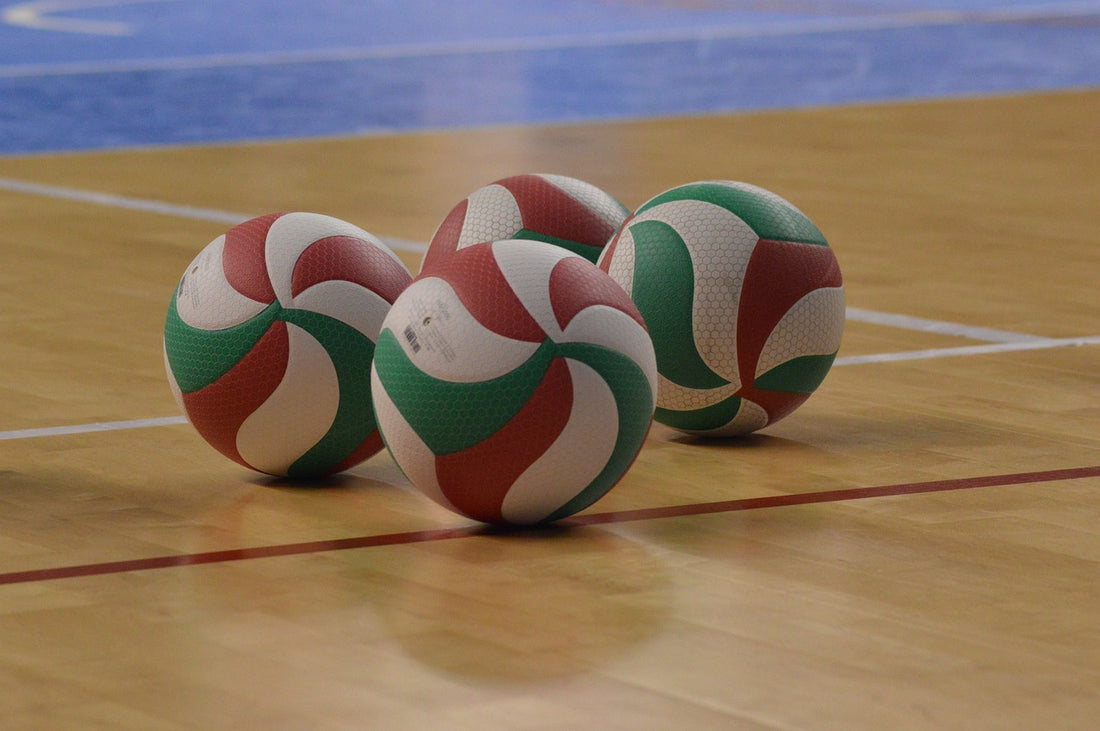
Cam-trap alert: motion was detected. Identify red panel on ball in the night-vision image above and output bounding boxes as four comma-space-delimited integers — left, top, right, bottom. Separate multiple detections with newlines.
180, 322, 289, 469
421, 198, 469, 272
735, 239, 842, 391
327, 430, 385, 475
736, 389, 813, 427
222, 212, 281, 303
498, 175, 619, 248
733, 239, 841, 423
548, 255, 646, 331
434, 357, 574, 524
439, 244, 545, 343
597, 227, 623, 273
290, 235, 411, 302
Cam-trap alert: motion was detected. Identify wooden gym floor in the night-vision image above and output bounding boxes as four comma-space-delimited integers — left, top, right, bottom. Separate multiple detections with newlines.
1, 5, 1098, 729
2, 88, 1097, 730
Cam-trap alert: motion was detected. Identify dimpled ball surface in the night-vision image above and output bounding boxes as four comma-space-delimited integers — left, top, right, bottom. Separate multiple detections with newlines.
164, 212, 412, 477
598, 181, 845, 436
421, 173, 629, 273
372, 240, 657, 525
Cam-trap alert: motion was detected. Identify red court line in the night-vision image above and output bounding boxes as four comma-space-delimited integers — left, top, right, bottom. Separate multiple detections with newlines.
2, 465, 1096, 586
564, 465, 1100, 526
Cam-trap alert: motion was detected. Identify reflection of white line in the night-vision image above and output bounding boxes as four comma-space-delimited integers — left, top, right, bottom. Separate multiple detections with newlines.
1, 0, 171, 36
4, 1, 129, 36
0, 415, 186, 440
845, 306, 1043, 343
3, 335, 1097, 441
834, 335, 1100, 366
2, 1, 1099, 77
0, 176, 429, 253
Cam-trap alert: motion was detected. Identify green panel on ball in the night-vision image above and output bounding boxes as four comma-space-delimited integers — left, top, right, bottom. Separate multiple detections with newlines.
279, 309, 379, 478
372, 328, 555, 456
513, 228, 603, 263
656, 394, 743, 433
628, 219, 729, 390
753, 352, 838, 394
637, 182, 829, 246
543, 343, 655, 522
163, 293, 282, 394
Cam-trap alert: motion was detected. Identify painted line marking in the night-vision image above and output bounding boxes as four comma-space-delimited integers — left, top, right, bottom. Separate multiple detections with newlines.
566, 465, 1100, 526
844, 307, 1046, 344
0, 416, 186, 441
1, 465, 1096, 586
4, 335, 1097, 442
833, 334, 1100, 366
0, 175, 251, 224
0, 176, 429, 253
2, 2, 1098, 78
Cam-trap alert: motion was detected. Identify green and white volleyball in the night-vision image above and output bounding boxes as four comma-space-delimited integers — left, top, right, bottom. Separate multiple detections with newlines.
598, 181, 845, 436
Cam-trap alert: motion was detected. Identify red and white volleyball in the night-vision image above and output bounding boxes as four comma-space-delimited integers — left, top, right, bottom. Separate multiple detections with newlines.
372, 240, 657, 525
164, 212, 412, 477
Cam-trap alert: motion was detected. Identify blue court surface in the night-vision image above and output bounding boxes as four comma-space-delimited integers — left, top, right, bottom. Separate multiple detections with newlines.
1, 1, 1097, 154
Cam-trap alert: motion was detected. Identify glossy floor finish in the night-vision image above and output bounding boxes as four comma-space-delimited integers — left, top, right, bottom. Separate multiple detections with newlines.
1, 2, 1099, 729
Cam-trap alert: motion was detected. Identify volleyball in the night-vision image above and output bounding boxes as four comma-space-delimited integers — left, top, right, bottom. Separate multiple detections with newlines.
420, 173, 629, 273
598, 181, 845, 436
371, 240, 657, 525
163, 212, 413, 477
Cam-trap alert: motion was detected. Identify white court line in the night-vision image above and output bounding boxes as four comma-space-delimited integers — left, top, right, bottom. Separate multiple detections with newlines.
0, 416, 186, 441
3, 335, 1097, 442
0, 176, 430, 253
834, 334, 1100, 366
844, 307, 1047, 344
1, 2, 1098, 78
0, 175, 251, 224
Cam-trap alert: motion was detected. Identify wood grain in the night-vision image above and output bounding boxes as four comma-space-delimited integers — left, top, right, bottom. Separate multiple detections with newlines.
1, 89, 1097, 729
